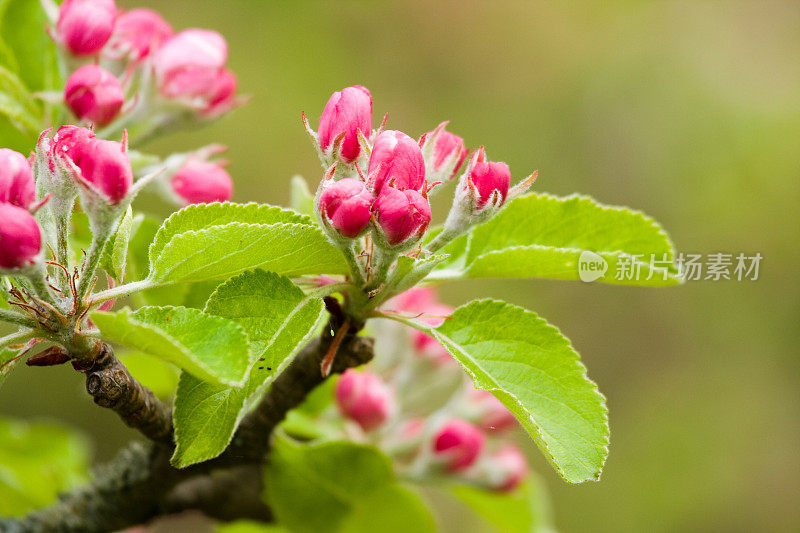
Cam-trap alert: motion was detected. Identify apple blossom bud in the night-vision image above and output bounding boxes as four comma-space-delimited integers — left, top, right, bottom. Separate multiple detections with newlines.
433, 419, 485, 471
317, 86, 372, 163
56, 0, 117, 56
64, 65, 125, 127
422, 125, 468, 182
318, 178, 375, 239
469, 161, 511, 208
368, 130, 426, 194
468, 389, 516, 432
335, 369, 393, 431
203, 69, 238, 116
171, 160, 233, 205
0, 149, 35, 209
108, 8, 173, 60
489, 446, 528, 491
0, 204, 41, 268
154, 29, 228, 101
77, 139, 133, 204
51, 126, 96, 166
372, 186, 431, 246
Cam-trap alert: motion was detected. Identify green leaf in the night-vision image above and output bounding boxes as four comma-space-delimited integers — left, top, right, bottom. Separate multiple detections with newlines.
112, 207, 134, 281
149, 202, 312, 266
406, 299, 609, 483
449, 481, 554, 533
91, 306, 252, 387
118, 351, 180, 399
0, 417, 90, 516
0, 346, 21, 386
148, 202, 346, 283
431, 193, 680, 286
217, 521, 290, 533
171, 270, 325, 468
264, 438, 436, 533
290, 175, 315, 216
0, 0, 60, 93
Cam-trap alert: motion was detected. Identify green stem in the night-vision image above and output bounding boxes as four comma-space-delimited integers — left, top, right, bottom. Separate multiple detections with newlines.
425, 227, 460, 255
91, 278, 157, 305
76, 227, 114, 302
343, 243, 366, 287
0, 308, 39, 330
25, 263, 59, 306
0, 329, 33, 350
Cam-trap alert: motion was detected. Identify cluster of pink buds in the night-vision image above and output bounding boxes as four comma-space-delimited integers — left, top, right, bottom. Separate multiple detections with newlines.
0, 150, 41, 269
52, 0, 240, 136
310, 287, 529, 492
309, 85, 536, 288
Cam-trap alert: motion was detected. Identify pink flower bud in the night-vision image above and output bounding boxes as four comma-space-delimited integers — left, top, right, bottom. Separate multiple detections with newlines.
318, 86, 372, 163
77, 139, 133, 204
424, 126, 468, 180
171, 160, 233, 205
0, 204, 41, 268
368, 130, 426, 194
372, 186, 431, 246
433, 419, 485, 471
489, 446, 528, 491
391, 287, 437, 313
468, 389, 516, 432
0, 149, 35, 209
64, 65, 125, 127
468, 161, 511, 208
203, 69, 238, 116
335, 369, 393, 431
154, 29, 228, 102
318, 178, 375, 238
51, 126, 96, 166
56, 0, 117, 56
108, 8, 173, 60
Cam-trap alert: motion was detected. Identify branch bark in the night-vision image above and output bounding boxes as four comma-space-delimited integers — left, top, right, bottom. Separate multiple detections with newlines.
1, 315, 373, 532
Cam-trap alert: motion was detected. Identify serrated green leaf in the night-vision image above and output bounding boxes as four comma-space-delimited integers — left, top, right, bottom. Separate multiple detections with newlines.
404, 299, 609, 483
112, 207, 134, 281
171, 270, 325, 468
150, 222, 348, 283
431, 193, 680, 286
149, 202, 312, 266
0, 417, 90, 517
264, 438, 435, 533
91, 306, 252, 387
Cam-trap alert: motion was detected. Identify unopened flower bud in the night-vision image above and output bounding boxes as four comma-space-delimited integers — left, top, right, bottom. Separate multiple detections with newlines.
318, 178, 375, 239
421, 123, 468, 182
56, 0, 117, 56
468, 161, 510, 208
368, 130, 426, 194
171, 160, 233, 205
488, 446, 528, 491
318, 86, 372, 163
154, 29, 228, 102
0, 149, 35, 209
107, 8, 172, 60
433, 419, 485, 471
0, 204, 41, 268
77, 139, 133, 204
335, 369, 393, 431
372, 186, 431, 246
51, 126, 96, 166
468, 389, 516, 432
64, 65, 125, 127
203, 69, 238, 116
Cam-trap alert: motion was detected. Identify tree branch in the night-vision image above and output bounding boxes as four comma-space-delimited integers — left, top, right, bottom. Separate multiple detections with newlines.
1, 315, 374, 532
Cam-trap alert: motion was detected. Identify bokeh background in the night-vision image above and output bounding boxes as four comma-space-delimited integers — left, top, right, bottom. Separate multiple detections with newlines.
2, 1, 799, 531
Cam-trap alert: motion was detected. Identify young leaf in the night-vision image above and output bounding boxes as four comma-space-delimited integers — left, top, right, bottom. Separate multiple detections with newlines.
264, 438, 436, 533
290, 175, 315, 216
402, 299, 609, 483
118, 351, 181, 400
91, 306, 252, 387
430, 193, 680, 286
171, 270, 325, 468
149, 202, 312, 265
150, 222, 348, 283
111, 207, 134, 281
0, 417, 90, 517
0, 346, 20, 385
0, 65, 40, 136
0, 0, 60, 93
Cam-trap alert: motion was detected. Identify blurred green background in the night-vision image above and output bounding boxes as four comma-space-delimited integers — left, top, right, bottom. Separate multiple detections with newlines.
2, 0, 799, 531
